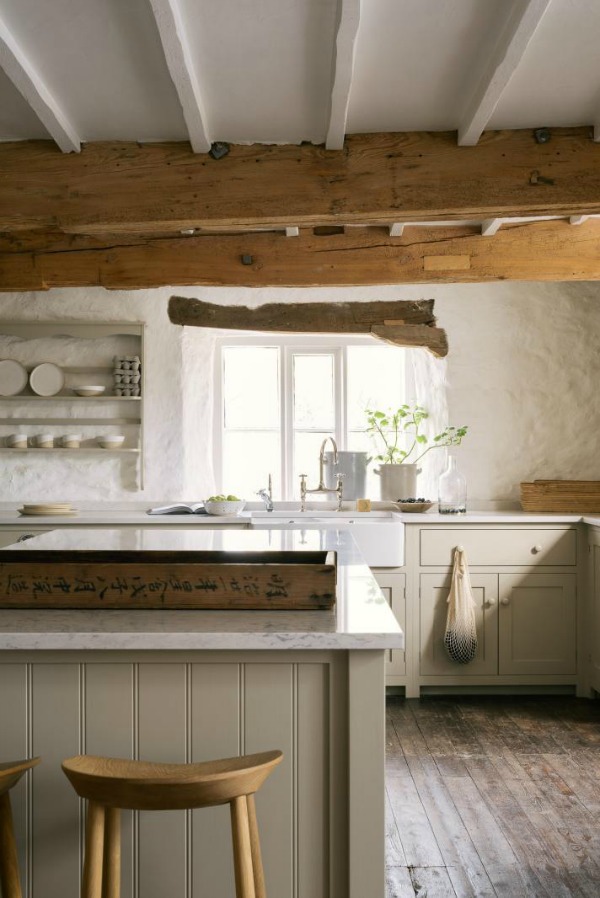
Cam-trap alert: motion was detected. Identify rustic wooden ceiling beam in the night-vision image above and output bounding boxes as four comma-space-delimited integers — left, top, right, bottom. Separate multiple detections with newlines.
2, 219, 600, 290
168, 296, 448, 358
1, 128, 600, 234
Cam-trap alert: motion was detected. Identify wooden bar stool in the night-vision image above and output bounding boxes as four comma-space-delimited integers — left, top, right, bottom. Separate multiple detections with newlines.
62, 749, 282, 898
0, 757, 41, 898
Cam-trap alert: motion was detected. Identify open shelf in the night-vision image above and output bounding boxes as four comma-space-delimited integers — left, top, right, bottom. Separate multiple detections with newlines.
0, 448, 139, 454
0, 395, 141, 401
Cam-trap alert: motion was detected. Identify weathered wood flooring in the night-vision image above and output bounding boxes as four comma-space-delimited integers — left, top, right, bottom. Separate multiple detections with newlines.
386, 696, 600, 897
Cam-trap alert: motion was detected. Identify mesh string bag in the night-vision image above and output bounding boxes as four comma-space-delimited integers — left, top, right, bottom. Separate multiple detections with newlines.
444, 546, 478, 664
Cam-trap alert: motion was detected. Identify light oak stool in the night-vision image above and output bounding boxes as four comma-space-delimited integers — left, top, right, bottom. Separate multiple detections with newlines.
62, 750, 283, 898
0, 757, 41, 898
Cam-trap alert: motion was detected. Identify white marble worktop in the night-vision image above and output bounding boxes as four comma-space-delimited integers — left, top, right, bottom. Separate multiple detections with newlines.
0, 507, 588, 527
0, 528, 404, 652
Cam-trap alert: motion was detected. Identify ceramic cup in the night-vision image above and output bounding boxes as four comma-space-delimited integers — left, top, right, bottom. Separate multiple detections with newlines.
36, 434, 54, 448
7, 433, 28, 449
62, 434, 82, 449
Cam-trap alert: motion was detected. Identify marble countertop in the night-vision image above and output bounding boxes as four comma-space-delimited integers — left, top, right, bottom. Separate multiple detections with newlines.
0, 507, 589, 526
0, 528, 404, 652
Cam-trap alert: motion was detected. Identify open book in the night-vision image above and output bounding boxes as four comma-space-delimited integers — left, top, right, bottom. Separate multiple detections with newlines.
147, 503, 207, 515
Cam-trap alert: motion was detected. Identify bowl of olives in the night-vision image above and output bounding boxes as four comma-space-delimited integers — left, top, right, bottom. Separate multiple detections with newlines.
393, 498, 434, 513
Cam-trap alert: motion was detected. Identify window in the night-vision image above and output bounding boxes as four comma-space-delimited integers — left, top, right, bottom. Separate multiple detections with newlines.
214, 336, 411, 500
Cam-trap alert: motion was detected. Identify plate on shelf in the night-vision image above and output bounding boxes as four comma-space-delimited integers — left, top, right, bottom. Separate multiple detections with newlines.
29, 363, 65, 397
0, 359, 28, 396
19, 507, 78, 516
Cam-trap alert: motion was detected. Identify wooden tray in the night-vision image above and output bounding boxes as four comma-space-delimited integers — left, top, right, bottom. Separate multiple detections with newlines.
520, 480, 600, 513
0, 549, 337, 610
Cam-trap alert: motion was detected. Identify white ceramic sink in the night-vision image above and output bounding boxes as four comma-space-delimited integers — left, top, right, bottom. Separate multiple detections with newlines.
250, 511, 404, 566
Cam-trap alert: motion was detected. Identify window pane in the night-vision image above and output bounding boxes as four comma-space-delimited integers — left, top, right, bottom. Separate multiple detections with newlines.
222, 431, 281, 500
223, 347, 279, 429
293, 431, 334, 498
293, 354, 335, 429
347, 346, 406, 431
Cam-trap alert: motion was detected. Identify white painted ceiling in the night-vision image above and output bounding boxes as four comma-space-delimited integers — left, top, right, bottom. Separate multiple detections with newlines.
1, 0, 600, 152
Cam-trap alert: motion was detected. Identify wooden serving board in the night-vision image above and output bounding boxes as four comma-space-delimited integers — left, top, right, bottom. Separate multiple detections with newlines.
0, 549, 337, 610
521, 480, 600, 513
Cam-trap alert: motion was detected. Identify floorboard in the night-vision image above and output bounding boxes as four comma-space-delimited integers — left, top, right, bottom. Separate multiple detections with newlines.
386, 696, 600, 898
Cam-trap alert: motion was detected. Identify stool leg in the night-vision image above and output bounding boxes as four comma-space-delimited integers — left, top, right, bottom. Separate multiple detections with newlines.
0, 791, 22, 898
102, 807, 121, 898
82, 800, 105, 898
247, 794, 266, 898
230, 795, 256, 898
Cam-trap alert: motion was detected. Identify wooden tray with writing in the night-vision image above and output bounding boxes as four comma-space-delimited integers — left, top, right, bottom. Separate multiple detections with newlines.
0, 549, 337, 610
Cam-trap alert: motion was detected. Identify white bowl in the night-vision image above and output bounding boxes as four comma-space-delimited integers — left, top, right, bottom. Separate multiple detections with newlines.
36, 434, 54, 448
204, 499, 246, 516
7, 433, 28, 448
97, 435, 125, 449
62, 434, 82, 448
75, 385, 105, 397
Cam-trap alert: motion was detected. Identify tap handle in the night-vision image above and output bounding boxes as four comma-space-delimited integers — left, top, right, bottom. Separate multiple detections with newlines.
268, 472, 273, 499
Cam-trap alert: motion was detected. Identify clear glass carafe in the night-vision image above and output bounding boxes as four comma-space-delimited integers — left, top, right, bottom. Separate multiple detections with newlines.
438, 455, 467, 514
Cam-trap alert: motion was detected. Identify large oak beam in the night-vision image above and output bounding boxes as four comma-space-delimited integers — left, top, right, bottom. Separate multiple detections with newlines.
1, 128, 600, 234
2, 219, 600, 290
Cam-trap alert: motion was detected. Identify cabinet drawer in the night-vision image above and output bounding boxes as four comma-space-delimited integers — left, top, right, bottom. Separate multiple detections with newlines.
420, 528, 577, 567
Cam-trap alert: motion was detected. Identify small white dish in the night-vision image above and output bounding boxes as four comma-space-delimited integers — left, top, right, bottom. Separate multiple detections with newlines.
74, 385, 105, 397
97, 435, 125, 449
0, 360, 28, 396
36, 433, 54, 448
30, 363, 64, 397
7, 433, 28, 448
204, 499, 246, 516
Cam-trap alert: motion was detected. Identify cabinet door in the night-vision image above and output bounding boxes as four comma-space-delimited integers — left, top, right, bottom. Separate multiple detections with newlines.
498, 573, 577, 676
591, 533, 600, 691
420, 574, 498, 676
373, 572, 406, 676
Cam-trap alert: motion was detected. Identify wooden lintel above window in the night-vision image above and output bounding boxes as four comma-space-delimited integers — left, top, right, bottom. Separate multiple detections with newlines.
167, 296, 449, 358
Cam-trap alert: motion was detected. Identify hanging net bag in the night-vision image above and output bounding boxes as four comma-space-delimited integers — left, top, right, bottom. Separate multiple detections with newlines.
444, 546, 478, 664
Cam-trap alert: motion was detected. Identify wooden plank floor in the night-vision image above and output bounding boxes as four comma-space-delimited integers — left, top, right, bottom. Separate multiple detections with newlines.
386, 696, 600, 897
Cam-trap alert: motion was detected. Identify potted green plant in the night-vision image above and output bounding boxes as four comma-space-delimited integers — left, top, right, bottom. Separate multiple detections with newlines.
365, 403, 467, 499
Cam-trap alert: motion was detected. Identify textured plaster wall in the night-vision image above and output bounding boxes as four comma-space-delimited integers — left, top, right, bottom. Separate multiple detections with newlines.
1, 280, 599, 504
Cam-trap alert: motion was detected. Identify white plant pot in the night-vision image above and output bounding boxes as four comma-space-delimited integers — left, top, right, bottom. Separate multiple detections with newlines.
374, 464, 421, 500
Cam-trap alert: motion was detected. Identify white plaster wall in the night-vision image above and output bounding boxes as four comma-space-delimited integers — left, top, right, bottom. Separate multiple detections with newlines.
1, 280, 599, 505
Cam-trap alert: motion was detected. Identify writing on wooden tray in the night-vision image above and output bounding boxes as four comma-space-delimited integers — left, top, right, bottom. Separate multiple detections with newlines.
4, 572, 292, 602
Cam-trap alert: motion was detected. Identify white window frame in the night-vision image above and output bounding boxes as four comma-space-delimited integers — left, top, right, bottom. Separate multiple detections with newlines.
213, 334, 413, 499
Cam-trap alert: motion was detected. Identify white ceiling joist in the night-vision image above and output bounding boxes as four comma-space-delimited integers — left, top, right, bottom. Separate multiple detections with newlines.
148, 0, 211, 153
481, 219, 503, 236
0, 13, 80, 153
458, 0, 552, 147
325, 0, 361, 150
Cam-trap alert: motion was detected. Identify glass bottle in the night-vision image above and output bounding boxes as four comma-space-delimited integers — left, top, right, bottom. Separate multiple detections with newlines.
438, 455, 467, 514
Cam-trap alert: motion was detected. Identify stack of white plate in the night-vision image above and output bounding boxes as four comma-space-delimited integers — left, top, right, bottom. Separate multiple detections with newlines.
18, 503, 77, 516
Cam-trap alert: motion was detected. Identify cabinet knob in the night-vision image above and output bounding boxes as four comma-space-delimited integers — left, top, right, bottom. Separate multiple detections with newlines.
531, 544, 543, 554
486, 598, 496, 607
500, 597, 510, 606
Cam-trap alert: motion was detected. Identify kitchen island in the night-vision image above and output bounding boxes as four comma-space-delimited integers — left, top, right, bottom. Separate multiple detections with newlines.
0, 527, 402, 898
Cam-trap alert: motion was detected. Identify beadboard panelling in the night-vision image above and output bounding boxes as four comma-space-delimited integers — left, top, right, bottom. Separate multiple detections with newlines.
298, 663, 329, 898
31, 664, 81, 898
0, 663, 29, 894
244, 663, 295, 898
85, 663, 135, 898
138, 663, 188, 898
0, 656, 333, 898
190, 662, 240, 898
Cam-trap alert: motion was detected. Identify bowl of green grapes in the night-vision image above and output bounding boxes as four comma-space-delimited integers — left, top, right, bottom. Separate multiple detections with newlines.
204, 494, 246, 516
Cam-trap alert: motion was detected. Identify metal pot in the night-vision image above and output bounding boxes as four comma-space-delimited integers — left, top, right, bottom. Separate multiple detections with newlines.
323, 451, 370, 500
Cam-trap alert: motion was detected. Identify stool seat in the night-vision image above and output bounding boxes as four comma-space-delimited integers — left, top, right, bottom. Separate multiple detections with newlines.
62, 750, 282, 810
63, 751, 283, 898
0, 757, 40, 898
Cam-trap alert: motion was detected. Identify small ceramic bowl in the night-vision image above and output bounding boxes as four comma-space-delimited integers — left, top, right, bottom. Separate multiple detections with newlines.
62, 434, 82, 449
36, 434, 54, 449
393, 500, 434, 513
97, 435, 125, 449
74, 385, 105, 397
204, 499, 246, 516
7, 433, 28, 449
